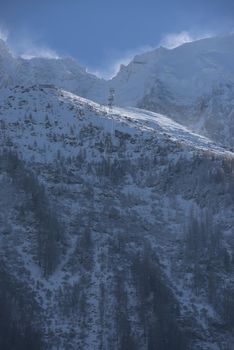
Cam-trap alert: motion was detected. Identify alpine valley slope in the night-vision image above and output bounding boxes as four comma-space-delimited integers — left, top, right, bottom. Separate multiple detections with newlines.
1, 85, 234, 349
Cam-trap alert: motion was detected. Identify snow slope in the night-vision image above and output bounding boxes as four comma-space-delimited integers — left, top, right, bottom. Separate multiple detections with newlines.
0, 85, 231, 161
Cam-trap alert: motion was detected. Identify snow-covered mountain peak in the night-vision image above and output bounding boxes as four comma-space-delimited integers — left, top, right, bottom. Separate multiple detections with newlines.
112, 34, 234, 103
102, 34, 234, 147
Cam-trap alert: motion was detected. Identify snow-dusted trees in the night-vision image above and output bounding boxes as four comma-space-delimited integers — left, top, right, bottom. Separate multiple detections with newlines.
0, 150, 63, 277
184, 209, 223, 267
131, 244, 188, 350
35, 192, 62, 277
114, 270, 136, 350
0, 261, 44, 349
21, 170, 62, 276
74, 225, 94, 272
183, 207, 234, 330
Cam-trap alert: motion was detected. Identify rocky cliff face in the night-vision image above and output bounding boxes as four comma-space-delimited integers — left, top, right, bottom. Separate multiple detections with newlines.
1, 85, 234, 349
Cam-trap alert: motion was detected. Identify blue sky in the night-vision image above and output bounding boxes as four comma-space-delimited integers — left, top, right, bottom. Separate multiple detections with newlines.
0, 0, 233, 77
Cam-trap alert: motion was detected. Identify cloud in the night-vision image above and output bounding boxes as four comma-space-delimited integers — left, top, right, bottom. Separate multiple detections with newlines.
20, 46, 60, 60
160, 31, 212, 49
0, 25, 59, 60
0, 26, 9, 42
7, 33, 60, 60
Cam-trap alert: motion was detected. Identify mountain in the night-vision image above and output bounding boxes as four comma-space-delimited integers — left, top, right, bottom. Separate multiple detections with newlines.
111, 34, 234, 104
1, 35, 234, 147
0, 39, 105, 99
108, 34, 234, 147
1, 85, 234, 349
1, 34, 234, 349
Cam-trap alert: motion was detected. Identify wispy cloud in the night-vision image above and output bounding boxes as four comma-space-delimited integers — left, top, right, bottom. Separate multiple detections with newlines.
20, 46, 60, 60
0, 23, 59, 59
160, 30, 212, 49
15, 37, 60, 59
0, 25, 9, 42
